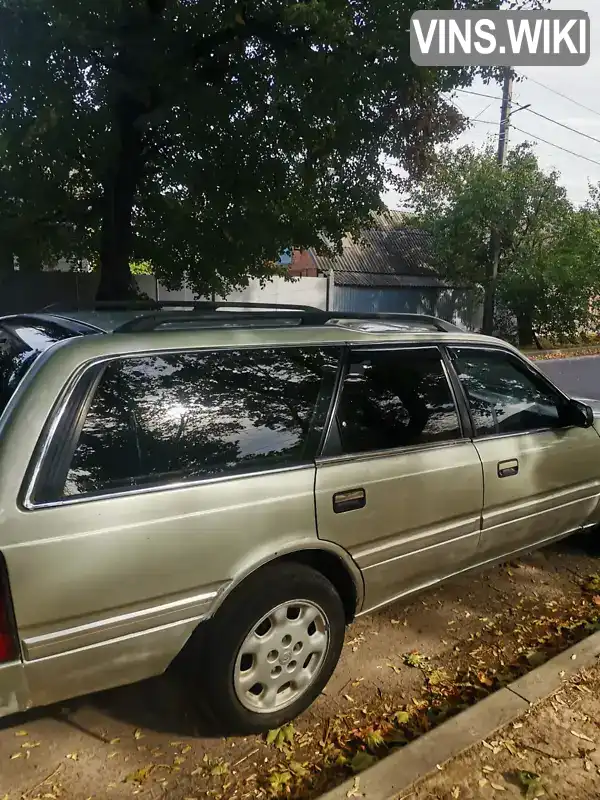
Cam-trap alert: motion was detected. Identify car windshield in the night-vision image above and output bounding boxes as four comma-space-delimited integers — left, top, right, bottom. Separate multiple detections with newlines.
0, 318, 84, 416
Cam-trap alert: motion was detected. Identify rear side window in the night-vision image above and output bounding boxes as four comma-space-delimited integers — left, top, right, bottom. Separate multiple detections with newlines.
47, 347, 340, 500
0, 320, 82, 417
335, 347, 461, 455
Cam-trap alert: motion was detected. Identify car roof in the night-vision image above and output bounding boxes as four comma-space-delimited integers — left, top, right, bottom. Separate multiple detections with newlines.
0, 306, 509, 355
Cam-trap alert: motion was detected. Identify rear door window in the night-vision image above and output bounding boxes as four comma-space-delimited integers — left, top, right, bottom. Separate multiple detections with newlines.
40, 346, 341, 501
334, 346, 462, 455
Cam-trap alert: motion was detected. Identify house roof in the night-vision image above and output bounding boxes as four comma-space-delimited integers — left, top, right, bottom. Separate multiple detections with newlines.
310, 210, 449, 289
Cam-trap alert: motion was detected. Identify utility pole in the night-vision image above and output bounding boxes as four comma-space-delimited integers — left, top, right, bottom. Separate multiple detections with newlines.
482, 66, 514, 335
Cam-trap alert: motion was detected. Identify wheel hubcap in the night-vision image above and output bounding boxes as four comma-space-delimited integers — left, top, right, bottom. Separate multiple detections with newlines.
233, 599, 330, 713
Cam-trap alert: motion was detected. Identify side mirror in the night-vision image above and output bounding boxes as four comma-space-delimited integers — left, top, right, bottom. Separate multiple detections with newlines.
565, 399, 595, 429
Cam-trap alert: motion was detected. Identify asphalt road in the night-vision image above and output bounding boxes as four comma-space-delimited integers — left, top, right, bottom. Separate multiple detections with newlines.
538, 355, 600, 400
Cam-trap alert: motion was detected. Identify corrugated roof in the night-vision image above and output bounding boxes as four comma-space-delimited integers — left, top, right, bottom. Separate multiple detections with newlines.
311, 211, 448, 289
332, 271, 445, 289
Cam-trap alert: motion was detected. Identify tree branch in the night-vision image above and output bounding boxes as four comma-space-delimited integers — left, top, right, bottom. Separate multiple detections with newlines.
192, 9, 311, 83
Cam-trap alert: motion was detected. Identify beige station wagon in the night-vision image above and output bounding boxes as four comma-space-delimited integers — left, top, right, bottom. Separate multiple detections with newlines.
0, 302, 598, 734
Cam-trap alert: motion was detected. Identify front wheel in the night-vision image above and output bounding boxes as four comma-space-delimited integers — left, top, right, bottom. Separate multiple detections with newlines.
198, 562, 346, 734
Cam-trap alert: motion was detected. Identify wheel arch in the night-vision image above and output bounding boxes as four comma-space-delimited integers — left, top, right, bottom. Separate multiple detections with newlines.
208, 543, 364, 626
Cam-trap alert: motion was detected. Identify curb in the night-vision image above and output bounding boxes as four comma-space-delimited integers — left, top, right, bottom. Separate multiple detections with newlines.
320, 630, 600, 800
527, 351, 600, 362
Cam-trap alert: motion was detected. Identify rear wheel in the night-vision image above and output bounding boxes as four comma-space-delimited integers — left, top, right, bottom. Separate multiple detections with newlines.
198, 562, 346, 734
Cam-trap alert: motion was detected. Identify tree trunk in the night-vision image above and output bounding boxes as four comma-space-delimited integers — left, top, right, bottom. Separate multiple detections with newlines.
516, 309, 535, 349
96, 94, 144, 302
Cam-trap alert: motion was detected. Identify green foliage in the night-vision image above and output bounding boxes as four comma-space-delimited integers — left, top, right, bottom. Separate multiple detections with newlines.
410, 143, 600, 345
130, 261, 153, 275
0, 0, 547, 298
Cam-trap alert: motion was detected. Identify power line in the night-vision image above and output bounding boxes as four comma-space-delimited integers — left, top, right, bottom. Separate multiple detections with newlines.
440, 94, 600, 169
455, 88, 502, 101
523, 107, 600, 146
468, 119, 600, 168
458, 81, 600, 145
515, 70, 600, 120
473, 101, 494, 121
509, 125, 600, 169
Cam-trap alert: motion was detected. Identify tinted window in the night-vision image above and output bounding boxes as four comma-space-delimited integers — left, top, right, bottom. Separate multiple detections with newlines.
60, 347, 340, 498
0, 319, 81, 416
451, 348, 565, 436
336, 348, 461, 455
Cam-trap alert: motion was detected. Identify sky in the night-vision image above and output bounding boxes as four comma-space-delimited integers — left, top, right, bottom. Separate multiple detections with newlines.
383, 0, 600, 209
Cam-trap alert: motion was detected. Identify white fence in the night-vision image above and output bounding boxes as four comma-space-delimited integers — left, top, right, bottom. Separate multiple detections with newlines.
152, 275, 329, 310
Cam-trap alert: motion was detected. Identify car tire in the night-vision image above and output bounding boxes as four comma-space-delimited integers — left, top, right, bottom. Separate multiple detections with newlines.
196, 562, 346, 735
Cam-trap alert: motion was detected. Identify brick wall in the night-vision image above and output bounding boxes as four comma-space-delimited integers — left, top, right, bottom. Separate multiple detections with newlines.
289, 249, 318, 277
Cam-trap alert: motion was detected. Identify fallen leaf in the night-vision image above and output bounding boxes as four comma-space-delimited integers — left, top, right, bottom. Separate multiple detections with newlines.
211, 761, 229, 777
350, 751, 377, 773
347, 776, 362, 798
14, 730, 28, 737
133, 729, 144, 740
66, 752, 79, 761
451, 787, 460, 798
365, 730, 386, 751
290, 761, 309, 778
110, 738, 121, 745
479, 778, 489, 787
477, 671, 494, 687
269, 771, 292, 793
490, 783, 506, 791
344, 694, 355, 703
393, 711, 410, 725
124, 765, 154, 784
266, 723, 295, 751
403, 651, 426, 668
10, 752, 21, 759
482, 766, 495, 773
517, 771, 541, 798
181, 745, 192, 754
571, 730, 594, 743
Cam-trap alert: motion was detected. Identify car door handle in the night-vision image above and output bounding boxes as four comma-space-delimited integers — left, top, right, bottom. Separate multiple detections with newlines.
498, 459, 519, 478
333, 488, 366, 514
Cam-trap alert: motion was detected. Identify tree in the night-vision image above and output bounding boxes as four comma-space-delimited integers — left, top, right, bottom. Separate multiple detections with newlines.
409, 143, 600, 347
0, 0, 545, 300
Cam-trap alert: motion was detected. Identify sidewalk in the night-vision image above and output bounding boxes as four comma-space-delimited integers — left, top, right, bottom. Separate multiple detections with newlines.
406, 663, 600, 799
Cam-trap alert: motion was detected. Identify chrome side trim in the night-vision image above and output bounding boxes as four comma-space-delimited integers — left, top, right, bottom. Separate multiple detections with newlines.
22, 589, 218, 651
25, 462, 314, 510
483, 486, 600, 533
28, 614, 201, 662
353, 515, 481, 562
316, 437, 472, 468
361, 528, 480, 572
358, 524, 583, 617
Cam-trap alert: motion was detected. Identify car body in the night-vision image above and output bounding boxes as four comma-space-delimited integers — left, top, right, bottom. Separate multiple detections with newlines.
0, 303, 598, 733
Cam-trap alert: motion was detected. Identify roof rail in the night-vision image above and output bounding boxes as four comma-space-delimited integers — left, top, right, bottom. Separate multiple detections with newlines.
324, 312, 460, 333
40, 299, 324, 313
111, 306, 462, 334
